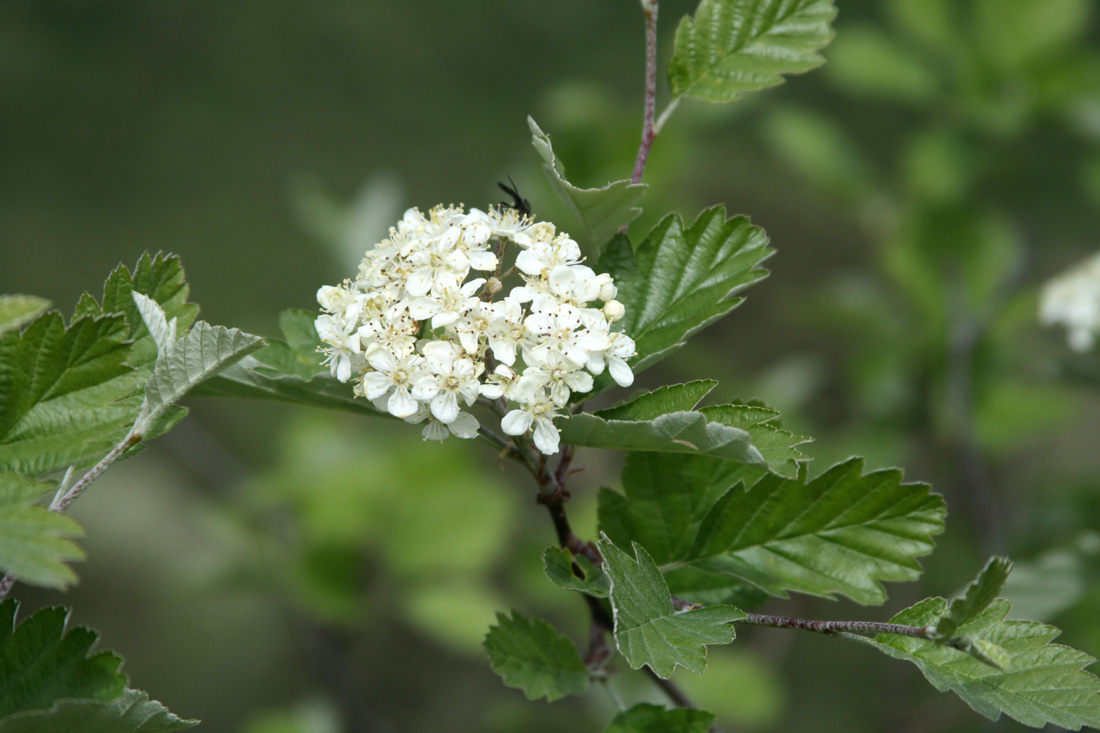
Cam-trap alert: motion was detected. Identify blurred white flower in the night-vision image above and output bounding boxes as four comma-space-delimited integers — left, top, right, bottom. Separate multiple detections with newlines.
1039, 252, 1100, 351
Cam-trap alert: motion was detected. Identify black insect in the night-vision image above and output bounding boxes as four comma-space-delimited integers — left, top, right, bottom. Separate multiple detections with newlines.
497, 176, 532, 218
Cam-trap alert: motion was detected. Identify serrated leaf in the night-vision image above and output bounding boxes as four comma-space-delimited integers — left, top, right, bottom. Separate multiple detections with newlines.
559, 408, 762, 466
73, 253, 199, 370
483, 610, 589, 701
595, 381, 717, 421
0, 255, 205, 476
194, 357, 387, 418
596, 207, 772, 384
0, 473, 83, 590
529, 117, 646, 255
0, 689, 197, 732
250, 309, 327, 380
934, 557, 1012, 639
858, 599, 1100, 729
600, 453, 758, 567
0, 312, 136, 475
599, 537, 744, 678
0, 297, 50, 337
604, 702, 716, 733
686, 458, 945, 604
601, 454, 945, 605
0, 600, 126, 718
563, 386, 804, 476
134, 320, 265, 434
669, 0, 837, 104
131, 293, 176, 356
542, 547, 610, 598
699, 403, 811, 477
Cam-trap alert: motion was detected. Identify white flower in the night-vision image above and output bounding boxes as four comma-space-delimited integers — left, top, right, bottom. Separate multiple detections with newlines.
525, 304, 609, 367
1040, 252, 1100, 351
501, 390, 563, 455
408, 278, 485, 329
587, 330, 637, 387
411, 341, 484, 423
519, 353, 593, 406
480, 364, 516, 399
361, 349, 425, 418
315, 314, 362, 382
484, 298, 527, 366
315, 201, 637, 455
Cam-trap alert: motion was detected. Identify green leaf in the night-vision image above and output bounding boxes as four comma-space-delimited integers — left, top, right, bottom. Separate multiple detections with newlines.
0, 689, 197, 732
698, 403, 810, 477
601, 454, 945, 605
594, 381, 718, 421
0, 473, 83, 590
194, 357, 387, 418
483, 610, 589, 701
133, 313, 265, 435
669, 0, 837, 104
0, 312, 136, 476
858, 599, 1100, 729
0, 255, 204, 476
193, 308, 386, 415
600, 453, 757, 567
604, 703, 716, 733
0, 600, 126, 718
559, 407, 761, 467
250, 310, 326, 380
542, 547, 610, 598
0, 297, 50, 338
564, 383, 808, 475
686, 458, 945, 604
597, 207, 771, 380
934, 557, 1013, 639
73, 253, 199, 371
598, 537, 744, 678
529, 117, 646, 255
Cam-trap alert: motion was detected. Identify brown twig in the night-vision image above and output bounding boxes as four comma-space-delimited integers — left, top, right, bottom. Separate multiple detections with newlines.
740, 613, 932, 640
630, 0, 659, 185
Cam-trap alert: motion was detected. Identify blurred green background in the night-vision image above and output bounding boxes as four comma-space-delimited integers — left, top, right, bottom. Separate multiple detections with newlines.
4, 1, 1100, 731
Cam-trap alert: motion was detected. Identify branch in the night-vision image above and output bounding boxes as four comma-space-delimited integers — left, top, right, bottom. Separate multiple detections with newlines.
630, 0, 660, 184
740, 613, 931, 640
0, 428, 144, 601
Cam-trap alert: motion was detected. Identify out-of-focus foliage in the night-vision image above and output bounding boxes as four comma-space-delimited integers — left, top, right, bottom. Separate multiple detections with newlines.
3, 0, 1100, 731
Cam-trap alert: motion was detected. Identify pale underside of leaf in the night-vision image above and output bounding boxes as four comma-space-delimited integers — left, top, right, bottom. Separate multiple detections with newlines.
135, 322, 265, 433
0, 297, 51, 338
858, 598, 1100, 730
529, 117, 646, 256
0, 689, 198, 732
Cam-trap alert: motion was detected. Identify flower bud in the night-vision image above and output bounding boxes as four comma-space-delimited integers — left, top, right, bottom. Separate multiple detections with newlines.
486, 276, 503, 295
603, 299, 626, 322
594, 273, 617, 301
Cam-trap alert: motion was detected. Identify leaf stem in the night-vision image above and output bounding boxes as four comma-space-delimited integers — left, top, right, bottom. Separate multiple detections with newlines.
630, 0, 660, 185
0, 428, 145, 601
51, 429, 143, 513
740, 613, 931, 640
654, 98, 679, 135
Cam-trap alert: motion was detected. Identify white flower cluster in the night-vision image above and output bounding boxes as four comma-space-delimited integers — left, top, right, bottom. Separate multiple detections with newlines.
1039, 251, 1100, 352
315, 204, 636, 455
